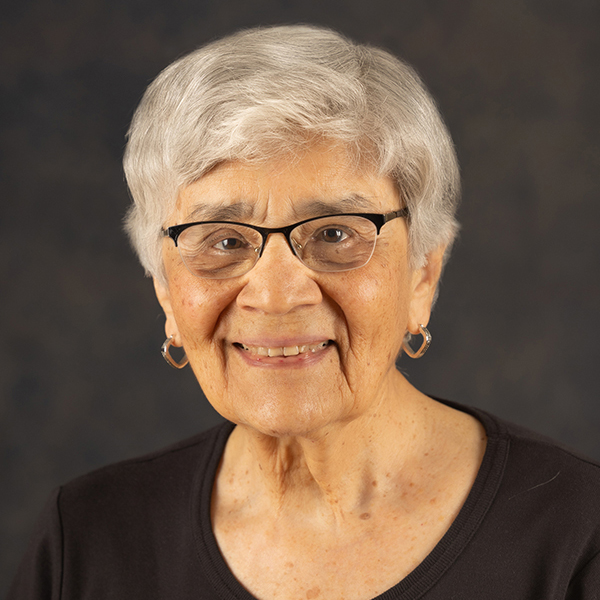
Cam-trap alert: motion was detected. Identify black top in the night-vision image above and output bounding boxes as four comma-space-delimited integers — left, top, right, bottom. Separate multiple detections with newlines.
8, 401, 600, 599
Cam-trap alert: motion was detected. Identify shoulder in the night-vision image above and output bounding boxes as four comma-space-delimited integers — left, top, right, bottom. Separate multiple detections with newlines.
441, 397, 600, 486
8, 422, 235, 599
58, 421, 234, 522
491, 413, 600, 489
466, 403, 600, 568
440, 397, 600, 530
423, 399, 600, 598
497, 418, 600, 513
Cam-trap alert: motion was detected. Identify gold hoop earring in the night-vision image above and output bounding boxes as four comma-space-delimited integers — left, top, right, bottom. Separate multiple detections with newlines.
402, 324, 431, 359
161, 336, 189, 369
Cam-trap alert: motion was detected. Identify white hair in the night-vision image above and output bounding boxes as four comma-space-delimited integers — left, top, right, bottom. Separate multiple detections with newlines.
123, 25, 460, 283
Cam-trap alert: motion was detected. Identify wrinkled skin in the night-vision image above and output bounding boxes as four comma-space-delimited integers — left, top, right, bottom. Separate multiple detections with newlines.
155, 143, 442, 440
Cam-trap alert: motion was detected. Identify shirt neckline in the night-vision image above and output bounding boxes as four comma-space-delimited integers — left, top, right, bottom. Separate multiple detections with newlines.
191, 400, 510, 600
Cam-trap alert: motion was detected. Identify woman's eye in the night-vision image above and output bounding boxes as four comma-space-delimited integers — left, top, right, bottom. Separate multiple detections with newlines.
318, 228, 349, 243
214, 237, 246, 251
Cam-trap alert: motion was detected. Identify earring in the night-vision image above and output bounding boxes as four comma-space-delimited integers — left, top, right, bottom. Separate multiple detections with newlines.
161, 336, 189, 369
402, 324, 432, 359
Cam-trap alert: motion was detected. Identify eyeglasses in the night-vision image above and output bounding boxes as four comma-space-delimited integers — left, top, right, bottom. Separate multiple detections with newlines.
163, 209, 409, 279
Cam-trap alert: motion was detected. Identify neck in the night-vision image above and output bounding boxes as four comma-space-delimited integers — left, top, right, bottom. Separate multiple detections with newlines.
218, 372, 436, 522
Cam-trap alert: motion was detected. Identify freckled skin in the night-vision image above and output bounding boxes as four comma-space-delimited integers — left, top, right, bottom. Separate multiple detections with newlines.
155, 143, 428, 439
154, 143, 487, 600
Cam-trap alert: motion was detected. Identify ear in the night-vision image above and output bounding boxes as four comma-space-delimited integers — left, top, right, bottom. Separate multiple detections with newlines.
153, 277, 182, 346
407, 245, 447, 334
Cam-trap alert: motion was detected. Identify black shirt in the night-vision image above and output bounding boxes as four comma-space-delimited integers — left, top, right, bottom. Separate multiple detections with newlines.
8, 401, 600, 599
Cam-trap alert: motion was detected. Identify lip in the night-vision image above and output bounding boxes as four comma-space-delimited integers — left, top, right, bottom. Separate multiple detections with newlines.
235, 336, 332, 347
232, 339, 333, 368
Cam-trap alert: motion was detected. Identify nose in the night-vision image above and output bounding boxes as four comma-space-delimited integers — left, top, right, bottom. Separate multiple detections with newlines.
236, 233, 323, 315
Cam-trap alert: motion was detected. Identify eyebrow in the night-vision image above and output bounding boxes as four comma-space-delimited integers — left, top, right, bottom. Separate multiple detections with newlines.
184, 194, 379, 224
292, 194, 379, 219
185, 202, 255, 222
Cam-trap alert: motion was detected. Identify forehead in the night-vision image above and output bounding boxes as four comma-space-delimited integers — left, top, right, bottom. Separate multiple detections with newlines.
174, 143, 399, 224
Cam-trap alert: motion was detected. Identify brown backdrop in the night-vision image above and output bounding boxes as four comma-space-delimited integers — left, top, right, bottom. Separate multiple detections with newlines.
2, 0, 599, 592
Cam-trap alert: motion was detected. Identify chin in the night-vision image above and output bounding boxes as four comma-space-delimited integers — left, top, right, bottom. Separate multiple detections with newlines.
225, 392, 347, 440
197, 350, 356, 438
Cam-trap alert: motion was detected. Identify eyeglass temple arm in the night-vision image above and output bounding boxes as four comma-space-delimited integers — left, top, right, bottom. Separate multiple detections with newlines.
382, 207, 409, 223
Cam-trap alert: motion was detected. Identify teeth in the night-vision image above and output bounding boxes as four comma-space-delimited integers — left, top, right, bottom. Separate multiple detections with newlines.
240, 341, 329, 357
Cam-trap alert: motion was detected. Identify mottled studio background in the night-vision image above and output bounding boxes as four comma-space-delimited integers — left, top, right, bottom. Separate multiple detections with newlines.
1, 0, 599, 592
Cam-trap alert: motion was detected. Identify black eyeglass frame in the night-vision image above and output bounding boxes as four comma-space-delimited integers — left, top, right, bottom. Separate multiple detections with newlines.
163, 209, 410, 257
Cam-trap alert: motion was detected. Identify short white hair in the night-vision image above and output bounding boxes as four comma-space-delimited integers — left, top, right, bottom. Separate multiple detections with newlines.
123, 25, 460, 283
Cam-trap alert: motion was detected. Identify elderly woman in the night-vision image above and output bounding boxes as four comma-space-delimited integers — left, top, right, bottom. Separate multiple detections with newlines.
10, 25, 600, 600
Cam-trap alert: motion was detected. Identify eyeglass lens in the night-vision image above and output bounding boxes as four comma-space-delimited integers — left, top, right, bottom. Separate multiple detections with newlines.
176, 215, 379, 279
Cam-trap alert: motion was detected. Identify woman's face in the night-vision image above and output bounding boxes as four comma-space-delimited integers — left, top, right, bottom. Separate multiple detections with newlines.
155, 143, 443, 439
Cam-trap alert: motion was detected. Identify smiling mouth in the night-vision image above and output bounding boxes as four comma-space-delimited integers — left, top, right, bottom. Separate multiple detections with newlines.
234, 340, 332, 357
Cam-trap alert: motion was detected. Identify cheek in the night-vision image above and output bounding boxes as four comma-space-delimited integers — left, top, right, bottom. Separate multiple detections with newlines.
332, 264, 411, 357
169, 274, 240, 350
